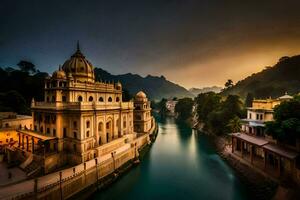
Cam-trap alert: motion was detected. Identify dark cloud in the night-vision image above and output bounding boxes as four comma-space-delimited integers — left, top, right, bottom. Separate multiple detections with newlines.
1, 0, 300, 88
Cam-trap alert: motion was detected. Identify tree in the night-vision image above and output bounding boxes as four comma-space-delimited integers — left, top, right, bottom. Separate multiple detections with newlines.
265, 99, 300, 145
224, 79, 233, 89
175, 98, 194, 121
196, 92, 221, 122
17, 60, 36, 74
227, 116, 242, 133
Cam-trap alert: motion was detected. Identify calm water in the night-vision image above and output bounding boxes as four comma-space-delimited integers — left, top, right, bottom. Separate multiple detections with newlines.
92, 116, 249, 200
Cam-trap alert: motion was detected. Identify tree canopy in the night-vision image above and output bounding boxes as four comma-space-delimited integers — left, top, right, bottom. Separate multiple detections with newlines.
265, 99, 300, 145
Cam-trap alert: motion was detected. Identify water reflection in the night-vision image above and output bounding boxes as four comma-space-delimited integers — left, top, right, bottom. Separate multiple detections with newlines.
92, 116, 249, 200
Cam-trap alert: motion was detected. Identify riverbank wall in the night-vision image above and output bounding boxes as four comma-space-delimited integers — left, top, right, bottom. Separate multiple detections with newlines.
0, 123, 159, 200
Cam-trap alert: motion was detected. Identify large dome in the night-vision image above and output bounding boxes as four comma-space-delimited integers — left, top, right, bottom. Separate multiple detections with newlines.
62, 42, 95, 83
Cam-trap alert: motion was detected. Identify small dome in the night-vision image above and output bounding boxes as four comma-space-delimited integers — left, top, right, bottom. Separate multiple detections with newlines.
136, 91, 147, 98
62, 42, 95, 83
52, 68, 66, 79
278, 92, 293, 100
115, 82, 122, 89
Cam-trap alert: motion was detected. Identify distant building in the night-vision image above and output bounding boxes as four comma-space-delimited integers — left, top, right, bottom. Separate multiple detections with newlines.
0, 112, 32, 151
0, 112, 32, 130
6, 43, 154, 174
166, 99, 178, 114
231, 93, 300, 183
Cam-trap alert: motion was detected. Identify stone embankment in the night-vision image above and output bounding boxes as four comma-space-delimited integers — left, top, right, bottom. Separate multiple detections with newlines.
0, 123, 159, 200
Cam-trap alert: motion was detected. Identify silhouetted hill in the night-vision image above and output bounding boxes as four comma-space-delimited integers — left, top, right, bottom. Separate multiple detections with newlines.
94, 68, 193, 100
222, 55, 300, 98
189, 86, 222, 96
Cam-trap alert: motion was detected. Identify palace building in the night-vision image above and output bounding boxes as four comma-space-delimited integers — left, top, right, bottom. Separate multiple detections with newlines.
11, 43, 154, 174
231, 93, 300, 183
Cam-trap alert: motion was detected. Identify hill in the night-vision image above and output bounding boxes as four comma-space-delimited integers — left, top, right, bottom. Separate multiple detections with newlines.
189, 86, 222, 96
94, 68, 193, 100
222, 55, 300, 98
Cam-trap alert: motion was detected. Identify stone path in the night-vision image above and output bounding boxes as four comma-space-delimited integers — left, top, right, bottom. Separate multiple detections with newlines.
0, 162, 27, 187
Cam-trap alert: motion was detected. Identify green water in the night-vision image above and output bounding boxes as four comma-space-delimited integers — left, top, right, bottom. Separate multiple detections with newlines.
92, 116, 249, 200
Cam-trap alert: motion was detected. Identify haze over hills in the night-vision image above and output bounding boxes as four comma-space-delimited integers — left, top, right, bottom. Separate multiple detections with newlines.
189, 86, 222, 96
94, 68, 194, 100
222, 55, 300, 98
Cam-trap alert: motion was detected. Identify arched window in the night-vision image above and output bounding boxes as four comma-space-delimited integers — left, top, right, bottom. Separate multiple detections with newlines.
116, 97, 120, 102
98, 122, 103, 132
89, 96, 93, 102
78, 96, 83, 102
99, 97, 104, 102
86, 120, 90, 128
108, 97, 112, 102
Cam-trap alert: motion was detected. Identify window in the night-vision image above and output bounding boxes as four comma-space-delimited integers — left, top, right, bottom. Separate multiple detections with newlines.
260, 114, 263, 120
63, 128, 67, 137
89, 96, 93, 102
5, 123, 9, 128
52, 96, 55, 102
59, 82, 63, 87
62, 96, 67, 102
46, 97, 50, 102
99, 97, 104, 102
73, 121, 77, 129
108, 97, 112, 102
73, 144, 77, 151
40, 126, 44, 133
34, 125, 37, 131
256, 114, 259, 120
46, 128, 50, 134
78, 96, 83, 102
86, 121, 90, 128
249, 113, 252, 119
53, 129, 56, 137
86, 131, 90, 138
73, 132, 77, 139
116, 97, 120, 102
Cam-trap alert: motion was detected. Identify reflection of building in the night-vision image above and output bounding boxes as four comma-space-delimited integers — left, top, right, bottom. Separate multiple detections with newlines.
8, 43, 153, 174
231, 93, 300, 183
166, 99, 178, 114
133, 91, 152, 134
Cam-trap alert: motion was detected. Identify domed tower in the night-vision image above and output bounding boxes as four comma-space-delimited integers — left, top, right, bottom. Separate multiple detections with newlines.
133, 91, 152, 134
62, 42, 95, 83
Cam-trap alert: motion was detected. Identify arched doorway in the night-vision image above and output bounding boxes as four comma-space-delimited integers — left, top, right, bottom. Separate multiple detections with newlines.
106, 120, 112, 143
98, 122, 104, 145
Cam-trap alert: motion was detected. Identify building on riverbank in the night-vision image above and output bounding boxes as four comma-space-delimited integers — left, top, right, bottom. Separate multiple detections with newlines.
0, 112, 32, 154
231, 94, 300, 184
4, 43, 155, 176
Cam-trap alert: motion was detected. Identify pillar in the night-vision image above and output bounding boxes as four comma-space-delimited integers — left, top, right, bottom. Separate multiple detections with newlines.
264, 150, 267, 170
22, 134, 25, 149
32, 137, 35, 153
26, 136, 29, 151
241, 141, 244, 158
277, 156, 281, 176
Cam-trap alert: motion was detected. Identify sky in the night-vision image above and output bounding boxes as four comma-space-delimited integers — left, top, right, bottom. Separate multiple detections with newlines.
1, 0, 300, 89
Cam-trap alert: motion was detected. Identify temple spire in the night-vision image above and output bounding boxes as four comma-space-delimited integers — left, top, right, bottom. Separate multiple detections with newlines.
77, 40, 80, 51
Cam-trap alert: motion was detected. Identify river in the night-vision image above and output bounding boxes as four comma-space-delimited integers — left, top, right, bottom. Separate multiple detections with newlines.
92, 116, 249, 200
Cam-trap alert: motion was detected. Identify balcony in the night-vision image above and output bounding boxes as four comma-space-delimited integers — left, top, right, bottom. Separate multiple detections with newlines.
32, 101, 134, 111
